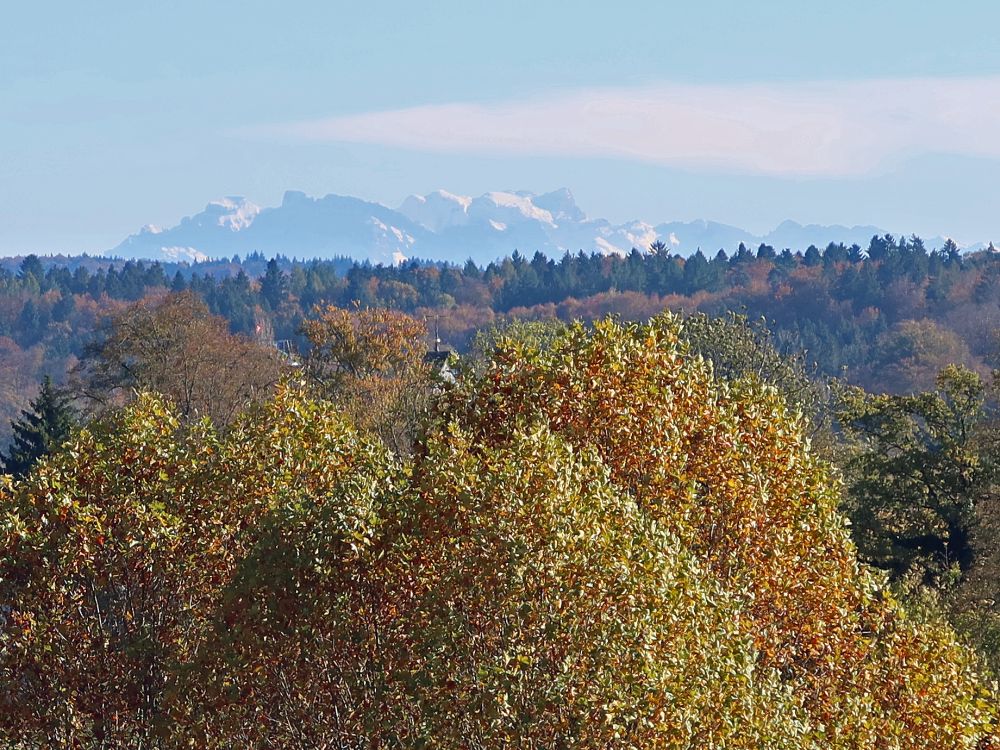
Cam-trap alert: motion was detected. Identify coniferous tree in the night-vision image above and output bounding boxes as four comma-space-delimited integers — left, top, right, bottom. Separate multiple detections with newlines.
259, 258, 286, 310
2, 376, 76, 478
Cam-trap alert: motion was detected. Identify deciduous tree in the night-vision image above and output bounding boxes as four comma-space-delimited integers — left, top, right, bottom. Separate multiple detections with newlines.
838, 365, 994, 580
300, 303, 433, 453
76, 291, 282, 426
1, 318, 996, 748
443, 314, 997, 746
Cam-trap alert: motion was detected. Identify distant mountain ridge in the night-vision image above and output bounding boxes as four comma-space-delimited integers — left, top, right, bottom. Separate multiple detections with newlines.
109, 188, 966, 265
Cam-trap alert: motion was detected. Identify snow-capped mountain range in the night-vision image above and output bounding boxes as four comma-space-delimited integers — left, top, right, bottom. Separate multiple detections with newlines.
109, 188, 961, 265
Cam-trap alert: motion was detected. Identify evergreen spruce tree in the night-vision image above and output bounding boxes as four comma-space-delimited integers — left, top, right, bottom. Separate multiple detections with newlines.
2, 376, 76, 478
259, 258, 286, 310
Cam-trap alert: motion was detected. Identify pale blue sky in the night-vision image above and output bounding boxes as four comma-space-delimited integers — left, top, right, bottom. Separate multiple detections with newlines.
3, 1, 1000, 254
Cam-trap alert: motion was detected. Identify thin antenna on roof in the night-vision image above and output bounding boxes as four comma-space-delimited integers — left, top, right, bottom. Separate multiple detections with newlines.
428, 314, 442, 353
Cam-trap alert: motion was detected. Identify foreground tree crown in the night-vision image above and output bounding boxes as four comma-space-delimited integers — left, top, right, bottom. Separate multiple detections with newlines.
0, 314, 996, 748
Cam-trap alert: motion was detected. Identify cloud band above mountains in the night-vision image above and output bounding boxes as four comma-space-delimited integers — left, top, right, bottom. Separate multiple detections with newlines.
255, 77, 1000, 178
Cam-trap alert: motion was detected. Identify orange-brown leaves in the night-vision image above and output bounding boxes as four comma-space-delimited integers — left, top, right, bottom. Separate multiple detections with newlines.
301, 303, 427, 382
76, 291, 282, 425
1, 316, 995, 748
445, 314, 998, 747
300, 304, 434, 454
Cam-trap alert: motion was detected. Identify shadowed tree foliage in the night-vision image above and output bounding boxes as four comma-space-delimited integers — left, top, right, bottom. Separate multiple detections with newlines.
866, 319, 977, 394
838, 365, 995, 580
839, 364, 1000, 679
1, 375, 76, 478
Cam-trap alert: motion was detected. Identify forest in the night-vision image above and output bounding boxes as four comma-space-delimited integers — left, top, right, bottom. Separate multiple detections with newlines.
2, 236, 1000, 746
0, 234, 997, 435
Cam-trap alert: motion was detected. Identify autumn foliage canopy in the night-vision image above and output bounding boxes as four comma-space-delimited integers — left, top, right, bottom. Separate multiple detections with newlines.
0, 314, 996, 748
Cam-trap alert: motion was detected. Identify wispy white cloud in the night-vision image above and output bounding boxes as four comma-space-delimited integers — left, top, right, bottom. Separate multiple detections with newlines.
254, 77, 1000, 178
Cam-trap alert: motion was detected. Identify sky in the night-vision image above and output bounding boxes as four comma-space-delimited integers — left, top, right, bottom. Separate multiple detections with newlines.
3, 1, 1000, 254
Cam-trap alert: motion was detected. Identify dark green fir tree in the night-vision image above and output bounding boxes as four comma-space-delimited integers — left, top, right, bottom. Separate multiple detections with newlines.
259, 258, 286, 311
2, 376, 76, 478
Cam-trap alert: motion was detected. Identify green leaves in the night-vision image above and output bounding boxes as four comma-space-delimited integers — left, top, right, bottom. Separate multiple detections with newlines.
838, 365, 992, 579
393, 424, 808, 748
444, 312, 998, 747
0, 318, 996, 748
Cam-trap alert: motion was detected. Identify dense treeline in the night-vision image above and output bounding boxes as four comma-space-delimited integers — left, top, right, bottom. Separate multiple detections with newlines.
2, 234, 999, 445
1, 315, 997, 747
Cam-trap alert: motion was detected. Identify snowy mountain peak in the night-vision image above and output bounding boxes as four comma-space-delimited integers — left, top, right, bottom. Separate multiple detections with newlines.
473, 192, 556, 227
398, 188, 588, 234
398, 190, 473, 232
202, 196, 261, 231
534, 188, 586, 223
429, 189, 472, 209
108, 187, 965, 267
175, 196, 262, 234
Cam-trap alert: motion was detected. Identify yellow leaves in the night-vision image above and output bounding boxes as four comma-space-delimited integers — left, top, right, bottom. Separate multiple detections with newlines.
0, 316, 996, 748
389, 424, 811, 747
0, 387, 393, 746
443, 313, 998, 747
301, 303, 427, 381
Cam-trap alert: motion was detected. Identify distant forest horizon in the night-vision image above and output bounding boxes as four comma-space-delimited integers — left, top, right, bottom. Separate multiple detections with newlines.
1, 231, 997, 446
